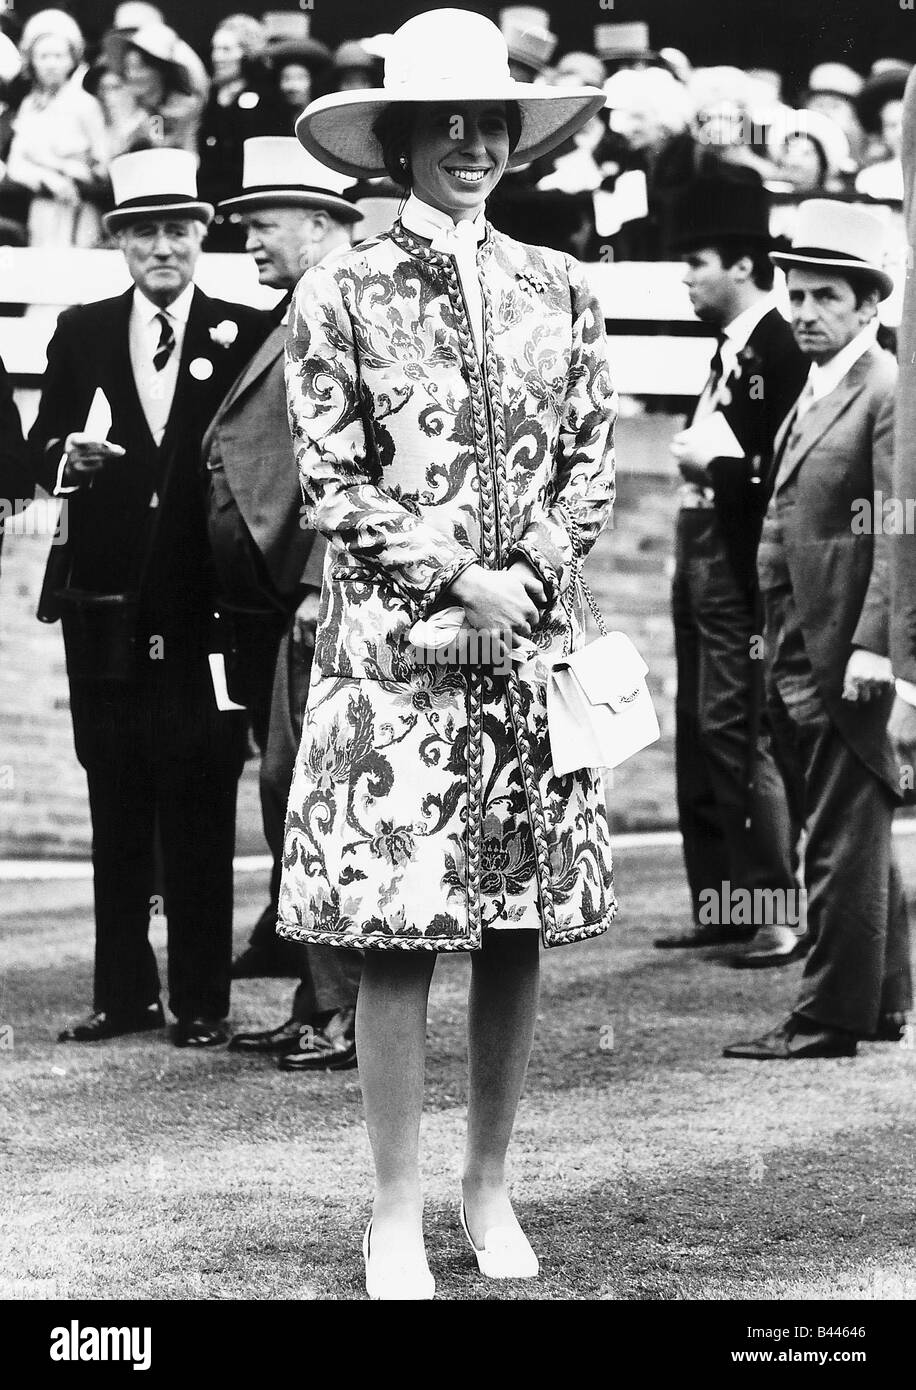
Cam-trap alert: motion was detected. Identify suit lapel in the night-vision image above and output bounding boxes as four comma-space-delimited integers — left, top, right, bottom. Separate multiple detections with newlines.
775, 351, 873, 493
158, 286, 209, 466
202, 322, 286, 460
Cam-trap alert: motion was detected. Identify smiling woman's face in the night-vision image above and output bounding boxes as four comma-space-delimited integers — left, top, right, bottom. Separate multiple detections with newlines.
409, 101, 511, 219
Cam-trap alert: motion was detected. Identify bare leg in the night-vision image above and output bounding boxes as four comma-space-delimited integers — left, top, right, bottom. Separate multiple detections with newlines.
356, 949, 437, 1260
462, 929, 540, 1242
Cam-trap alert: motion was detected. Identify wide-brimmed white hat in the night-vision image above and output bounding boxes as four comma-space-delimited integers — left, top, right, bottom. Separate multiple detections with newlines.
295, 8, 605, 180
768, 109, 852, 180
219, 137, 362, 223
103, 149, 214, 232
770, 198, 893, 299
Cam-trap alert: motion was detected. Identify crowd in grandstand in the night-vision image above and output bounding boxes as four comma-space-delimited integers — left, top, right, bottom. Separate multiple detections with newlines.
0, 6, 910, 258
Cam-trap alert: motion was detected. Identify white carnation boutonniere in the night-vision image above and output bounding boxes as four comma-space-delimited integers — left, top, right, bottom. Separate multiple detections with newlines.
209, 320, 239, 349
189, 357, 214, 380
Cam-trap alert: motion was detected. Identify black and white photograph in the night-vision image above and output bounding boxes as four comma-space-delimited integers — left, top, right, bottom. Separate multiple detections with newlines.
0, 0, 914, 1345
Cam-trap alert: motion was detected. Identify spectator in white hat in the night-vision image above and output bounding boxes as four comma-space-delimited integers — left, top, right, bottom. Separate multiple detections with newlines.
35, 147, 270, 1054
770, 109, 852, 194
803, 62, 866, 165
5, 8, 107, 245
107, 22, 207, 155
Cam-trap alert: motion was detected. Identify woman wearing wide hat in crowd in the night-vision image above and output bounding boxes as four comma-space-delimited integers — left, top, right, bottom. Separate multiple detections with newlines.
281, 8, 615, 1299
106, 21, 206, 156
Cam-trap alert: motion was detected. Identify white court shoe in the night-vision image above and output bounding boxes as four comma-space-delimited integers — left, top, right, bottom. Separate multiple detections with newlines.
362, 1221, 435, 1301
460, 1203, 540, 1279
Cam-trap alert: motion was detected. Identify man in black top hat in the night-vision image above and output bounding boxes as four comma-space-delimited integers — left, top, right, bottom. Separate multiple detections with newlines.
655, 175, 809, 965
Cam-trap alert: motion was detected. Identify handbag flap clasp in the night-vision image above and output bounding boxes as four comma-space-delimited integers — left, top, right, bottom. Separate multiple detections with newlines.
559, 632, 648, 710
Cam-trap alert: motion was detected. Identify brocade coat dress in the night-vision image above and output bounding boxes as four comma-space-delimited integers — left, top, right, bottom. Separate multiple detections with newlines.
277, 217, 618, 951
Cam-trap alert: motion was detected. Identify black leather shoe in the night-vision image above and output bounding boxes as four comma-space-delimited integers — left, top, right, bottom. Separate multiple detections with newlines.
228, 1017, 309, 1054
173, 1017, 229, 1048
866, 1012, 909, 1043
654, 925, 753, 949
730, 935, 812, 970
231, 944, 302, 979
723, 1016, 857, 1060
277, 1007, 357, 1072
58, 1003, 164, 1042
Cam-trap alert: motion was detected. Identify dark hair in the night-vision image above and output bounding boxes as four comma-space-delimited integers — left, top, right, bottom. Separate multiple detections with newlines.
788, 132, 829, 186
372, 101, 522, 190
710, 239, 775, 291
837, 268, 882, 309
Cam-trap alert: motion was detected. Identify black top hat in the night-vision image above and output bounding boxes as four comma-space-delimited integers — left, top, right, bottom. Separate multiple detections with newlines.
855, 62, 912, 133
669, 172, 774, 252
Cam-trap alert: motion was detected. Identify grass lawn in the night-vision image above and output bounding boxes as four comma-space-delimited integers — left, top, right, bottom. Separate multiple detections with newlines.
1, 842, 915, 1301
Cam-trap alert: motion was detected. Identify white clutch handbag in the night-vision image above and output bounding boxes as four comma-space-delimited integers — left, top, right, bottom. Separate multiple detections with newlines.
547, 513, 660, 777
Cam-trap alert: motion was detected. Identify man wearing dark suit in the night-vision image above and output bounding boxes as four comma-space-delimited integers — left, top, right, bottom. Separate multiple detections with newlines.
655, 177, 809, 964
0, 355, 31, 573
201, 137, 362, 1071
31, 149, 270, 1047
725, 200, 912, 1059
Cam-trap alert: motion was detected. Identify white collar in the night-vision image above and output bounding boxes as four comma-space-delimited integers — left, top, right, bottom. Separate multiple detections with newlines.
807, 321, 878, 401
722, 293, 776, 353
401, 193, 486, 244
132, 281, 195, 327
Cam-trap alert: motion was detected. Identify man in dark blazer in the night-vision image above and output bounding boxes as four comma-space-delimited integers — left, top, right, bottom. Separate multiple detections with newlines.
0, 354, 31, 573
725, 200, 912, 1059
31, 149, 270, 1047
655, 176, 809, 964
201, 137, 362, 1071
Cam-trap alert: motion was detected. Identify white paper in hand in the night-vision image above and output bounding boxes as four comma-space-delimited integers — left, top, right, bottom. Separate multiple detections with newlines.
208, 653, 246, 711
83, 387, 113, 440
679, 411, 745, 461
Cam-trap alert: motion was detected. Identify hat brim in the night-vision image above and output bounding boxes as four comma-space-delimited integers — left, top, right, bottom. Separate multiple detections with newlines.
770, 250, 893, 300
269, 39, 332, 69
106, 31, 195, 96
295, 83, 607, 178
218, 187, 362, 221
103, 199, 215, 232
855, 71, 910, 130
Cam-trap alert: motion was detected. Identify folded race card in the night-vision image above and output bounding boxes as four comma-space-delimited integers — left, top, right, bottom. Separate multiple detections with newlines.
679, 410, 745, 460
83, 387, 113, 440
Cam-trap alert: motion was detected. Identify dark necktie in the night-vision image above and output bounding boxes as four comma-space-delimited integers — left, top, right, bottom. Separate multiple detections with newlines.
692, 334, 726, 425
153, 311, 175, 372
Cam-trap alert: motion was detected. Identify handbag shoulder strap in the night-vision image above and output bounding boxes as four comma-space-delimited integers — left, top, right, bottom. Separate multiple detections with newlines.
556, 501, 608, 650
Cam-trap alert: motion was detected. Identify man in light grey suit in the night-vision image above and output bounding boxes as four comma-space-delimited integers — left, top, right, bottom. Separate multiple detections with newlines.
725, 200, 912, 1060
204, 137, 363, 1071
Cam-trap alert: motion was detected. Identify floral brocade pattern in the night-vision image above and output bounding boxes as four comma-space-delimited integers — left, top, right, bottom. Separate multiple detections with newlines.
278, 220, 618, 951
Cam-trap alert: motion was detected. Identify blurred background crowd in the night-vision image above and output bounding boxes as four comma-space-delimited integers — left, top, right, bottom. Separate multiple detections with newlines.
0, 2, 909, 260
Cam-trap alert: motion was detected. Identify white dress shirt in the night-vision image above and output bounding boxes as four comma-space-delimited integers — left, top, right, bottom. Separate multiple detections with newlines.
400, 194, 486, 358
680, 292, 778, 508
129, 281, 194, 447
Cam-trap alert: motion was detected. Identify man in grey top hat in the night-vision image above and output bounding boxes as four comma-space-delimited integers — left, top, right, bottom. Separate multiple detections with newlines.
203, 137, 364, 1071
725, 200, 912, 1059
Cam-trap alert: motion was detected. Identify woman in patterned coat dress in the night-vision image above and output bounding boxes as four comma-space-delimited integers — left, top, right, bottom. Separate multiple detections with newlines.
280, 9, 615, 1298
